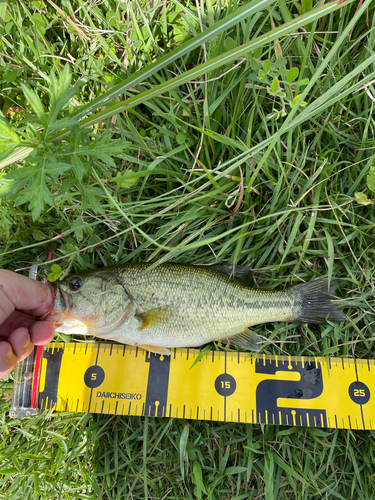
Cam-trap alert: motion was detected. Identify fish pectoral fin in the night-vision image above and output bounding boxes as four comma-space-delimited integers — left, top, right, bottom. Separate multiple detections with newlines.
138, 344, 172, 355
136, 307, 173, 354
227, 328, 262, 352
138, 306, 173, 330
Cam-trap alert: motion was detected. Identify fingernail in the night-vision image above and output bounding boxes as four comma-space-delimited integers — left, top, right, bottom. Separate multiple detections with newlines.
6, 346, 13, 360
22, 338, 31, 350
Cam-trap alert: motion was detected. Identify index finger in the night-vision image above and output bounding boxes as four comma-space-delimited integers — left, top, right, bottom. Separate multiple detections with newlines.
0, 270, 54, 324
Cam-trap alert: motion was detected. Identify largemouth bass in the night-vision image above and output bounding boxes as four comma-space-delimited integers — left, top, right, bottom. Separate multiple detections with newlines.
43, 263, 345, 355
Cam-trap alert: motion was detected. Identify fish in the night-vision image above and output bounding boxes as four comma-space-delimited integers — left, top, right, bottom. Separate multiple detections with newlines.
43, 262, 345, 355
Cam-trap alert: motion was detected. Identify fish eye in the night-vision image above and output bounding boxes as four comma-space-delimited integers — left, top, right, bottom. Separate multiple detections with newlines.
68, 276, 83, 291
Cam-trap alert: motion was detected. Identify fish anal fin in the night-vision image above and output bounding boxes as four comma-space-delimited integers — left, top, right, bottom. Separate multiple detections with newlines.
227, 328, 262, 352
138, 307, 171, 330
139, 344, 171, 355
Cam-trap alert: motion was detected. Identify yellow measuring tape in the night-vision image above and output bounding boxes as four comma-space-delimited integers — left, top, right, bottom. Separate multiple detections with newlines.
29, 342, 373, 430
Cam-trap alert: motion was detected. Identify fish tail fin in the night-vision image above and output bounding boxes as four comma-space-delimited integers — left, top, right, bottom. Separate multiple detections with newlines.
291, 278, 345, 324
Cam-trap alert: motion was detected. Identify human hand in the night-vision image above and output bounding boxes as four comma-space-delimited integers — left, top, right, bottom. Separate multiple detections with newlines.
0, 270, 55, 379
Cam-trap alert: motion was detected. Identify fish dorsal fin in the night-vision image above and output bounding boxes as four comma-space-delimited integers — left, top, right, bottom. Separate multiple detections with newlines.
138, 306, 172, 330
213, 265, 253, 286
138, 345, 171, 355
227, 328, 262, 352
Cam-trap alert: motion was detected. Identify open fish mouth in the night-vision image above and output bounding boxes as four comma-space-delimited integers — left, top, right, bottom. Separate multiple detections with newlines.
53, 283, 72, 313
39, 282, 72, 320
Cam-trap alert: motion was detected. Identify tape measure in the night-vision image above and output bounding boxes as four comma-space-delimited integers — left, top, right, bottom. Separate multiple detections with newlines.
10, 342, 374, 430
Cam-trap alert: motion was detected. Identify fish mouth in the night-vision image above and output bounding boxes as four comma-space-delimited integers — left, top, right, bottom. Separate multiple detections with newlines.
54, 283, 72, 312
39, 282, 72, 320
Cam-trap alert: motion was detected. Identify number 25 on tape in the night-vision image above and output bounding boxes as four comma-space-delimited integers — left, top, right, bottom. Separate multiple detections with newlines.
354, 389, 366, 397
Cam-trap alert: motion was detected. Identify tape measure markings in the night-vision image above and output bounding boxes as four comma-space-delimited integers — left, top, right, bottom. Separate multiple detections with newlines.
87, 342, 100, 413
34, 343, 375, 430
39, 345, 64, 410
353, 358, 364, 429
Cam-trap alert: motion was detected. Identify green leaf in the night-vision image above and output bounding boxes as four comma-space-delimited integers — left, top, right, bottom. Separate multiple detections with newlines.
324, 227, 334, 286
0, 0, 8, 36
219, 449, 230, 475
91, 151, 117, 167
290, 94, 307, 107
224, 38, 236, 51
45, 161, 72, 178
49, 118, 79, 131
287, 67, 299, 82
13, 171, 53, 220
32, 12, 46, 29
189, 344, 214, 369
72, 135, 128, 168
271, 78, 278, 93
176, 133, 186, 145
71, 219, 85, 242
32, 230, 46, 241
6, 164, 40, 182
20, 82, 48, 127
264, 452, 274, 500
263, 59, 271, 72
192, 461, 206, 500
114, 170, 138, 190
249, 57, 260, 70
252, 47, 262, 58
0, 118, 21, 143
0, 171, 15, 197
225, 466, 248, 474
48, 65, 76, 125
20, 453, 50, 460
5, 157, 71, 220
3, 70, 18, 82
273, 454, 308, 484
71, 155, 86, 182
78, 184, 104, 214
48, 272, 60, 282
258, 69, 268, 81
295, 77, 310, 85
0, 469, 18, 475
366, 166, 375, 193
302, 0, 313, 13
48, 264, 62, 282
355, 192, 373, 205
179, 424, 190, 481
273, 57, 287, 68
30, 1, 44, 9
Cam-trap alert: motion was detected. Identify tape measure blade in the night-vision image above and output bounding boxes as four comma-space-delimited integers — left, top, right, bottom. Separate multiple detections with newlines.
36, 343, 375, 430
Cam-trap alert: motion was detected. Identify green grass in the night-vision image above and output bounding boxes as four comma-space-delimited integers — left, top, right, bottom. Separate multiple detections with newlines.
1, 0, 375, 498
